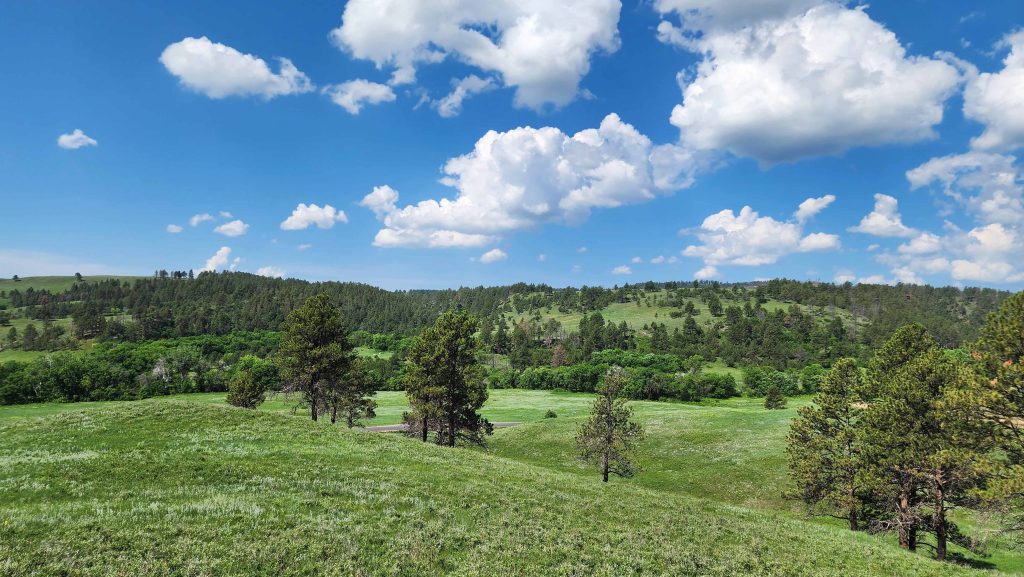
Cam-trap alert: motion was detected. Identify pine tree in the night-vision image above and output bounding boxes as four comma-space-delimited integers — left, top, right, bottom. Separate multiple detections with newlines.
328, 359, 377, 428
974, 290, 1024, 542
787, 358, 865, 529
861, 327, 994, 560
576, 368, 645, 482
278, 294, 354, 421
764, 384, 787, 409
403, 310, 491, 446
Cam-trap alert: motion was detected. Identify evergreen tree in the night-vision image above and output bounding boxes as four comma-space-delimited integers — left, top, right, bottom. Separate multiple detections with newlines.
6, 326, 17, 347
764, 384, 787, 409
227, 355, 280, 409
21, 323, 38, 351
278, 294, 354, 422
403, 311, 491, 446
787, 358, 866, 529
328, 358, 377, 427
576, 368, 645, 482
974, 291, 1024, 541
860, 326, 994, 559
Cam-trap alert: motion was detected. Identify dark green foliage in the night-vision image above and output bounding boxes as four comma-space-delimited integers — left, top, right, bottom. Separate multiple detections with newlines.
404, 311, 491, 446
544, 409, 557, 418
787, 358, 866, 530
576, 368, 645, 482
859, 327, 994, 559
278, 294, 355, 422
764, 385, 787, 410
227, 355, 280, 409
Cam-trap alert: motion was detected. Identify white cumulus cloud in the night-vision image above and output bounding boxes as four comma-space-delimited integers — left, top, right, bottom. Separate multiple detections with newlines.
280, 203, 349, 231
659, 3, 961, 164
612, 265, 632, 275
203, 246, 232, 272
361, 113, 698, 248
166, 224, 184, 234
793, 194, 836, 223
478, 248, 508, 263
323, 79, 396, 114
255, 266, 285, 278
57, 129, 97, 150
963, 30, 1024, 151
214, 219, 249, 237
435, 75, 496, 117
329, 0, 621, 110
190, 213, 215, 227
160, 36, 313, 99
682, 197, 840, 269
848, 194, 918, 237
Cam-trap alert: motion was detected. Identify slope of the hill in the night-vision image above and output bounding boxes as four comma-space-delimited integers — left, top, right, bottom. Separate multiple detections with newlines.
0, 401, 997, 576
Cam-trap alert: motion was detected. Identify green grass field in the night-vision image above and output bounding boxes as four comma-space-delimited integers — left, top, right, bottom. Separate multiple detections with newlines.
4, 391, 1019, 573
0, 397, 998, 576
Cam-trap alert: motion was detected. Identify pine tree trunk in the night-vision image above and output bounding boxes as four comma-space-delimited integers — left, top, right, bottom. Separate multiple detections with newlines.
448, 416, 456, 447
898, 490, 912, 549
311, 398, 318, 422
848, 481, 859, 531
849, 509, 859, 531
421, 419, 428, 442
934, 477, 947, 561
331, 402, 337, 424
602, 451, 609, 483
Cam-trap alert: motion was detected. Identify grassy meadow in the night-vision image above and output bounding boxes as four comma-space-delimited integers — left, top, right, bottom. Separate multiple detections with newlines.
2, 390, 1021, 574
0, 397, 1000, 576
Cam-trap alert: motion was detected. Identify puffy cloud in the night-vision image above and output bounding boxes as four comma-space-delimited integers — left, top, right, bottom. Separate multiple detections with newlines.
660, 4, 961, 164
359, 185, 400, 219
907, 151, 1023, 226
57, 129, 97, 150
203, 246, 232, 272
362, 113, 697, 248
166, 224, 184, 234
280, 203, 349, 231
654, 0, 820, 36
694, 265, 719, 279
612, 265, 632, 275
190, 213, 215, 227
793, 194, 835, 223
650, 255, 678, 264
682, 198, 839, 268
214, 219, 249, 237
833, 270, 856, 284
255, 266, 285, 278
323, 79, 396, 114
219, 211, 233, 218
435, 75, 496, 117
630, 256, 642, 264
478, 248, 508, 263
329, 0, 621, 110
897, 233, 942, 255
297, 244, 313, 251
577, 246, 588, 253
160, 37, 313, 99
848, 194, 917, 237
963, 31, 1024, 151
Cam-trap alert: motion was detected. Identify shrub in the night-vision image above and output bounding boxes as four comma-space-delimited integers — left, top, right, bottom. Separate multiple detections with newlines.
544, 409, 557, 418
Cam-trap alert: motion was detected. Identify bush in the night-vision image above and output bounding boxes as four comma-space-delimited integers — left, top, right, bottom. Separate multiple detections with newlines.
764, 384, 787, 409
543, 409, 557, 418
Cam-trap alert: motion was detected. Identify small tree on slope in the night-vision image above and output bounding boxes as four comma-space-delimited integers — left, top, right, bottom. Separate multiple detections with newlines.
787, 358, 866, 530
576, 368, 645, 482
764, 384, 787, 409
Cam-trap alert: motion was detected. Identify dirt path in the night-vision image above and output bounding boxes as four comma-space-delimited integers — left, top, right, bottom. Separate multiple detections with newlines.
359, 422, 522, 433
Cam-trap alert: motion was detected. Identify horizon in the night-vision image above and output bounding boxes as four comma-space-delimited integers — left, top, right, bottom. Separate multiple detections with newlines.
2, 1, 1023, 290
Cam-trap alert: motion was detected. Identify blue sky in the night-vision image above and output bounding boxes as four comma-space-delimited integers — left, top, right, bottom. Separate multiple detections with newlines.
1, 1, 1022, 289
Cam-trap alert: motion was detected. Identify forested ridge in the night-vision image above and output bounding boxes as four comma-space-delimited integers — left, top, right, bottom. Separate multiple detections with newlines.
2, 271, 1009, 345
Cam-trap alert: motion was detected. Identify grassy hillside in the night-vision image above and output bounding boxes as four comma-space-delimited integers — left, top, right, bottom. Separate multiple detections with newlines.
0, 275, 139, 295
0, 400, 994, 576
512, 288, 860, 333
